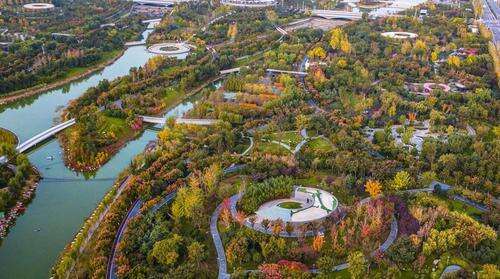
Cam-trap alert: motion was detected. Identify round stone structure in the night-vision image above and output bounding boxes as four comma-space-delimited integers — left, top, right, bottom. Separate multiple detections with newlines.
23, 3, 55, 11
423, 82, 450, 93
147, 42, 192, 56
381, 31, 418, 39
255, 186, 338, 224
221, 0, 276, 7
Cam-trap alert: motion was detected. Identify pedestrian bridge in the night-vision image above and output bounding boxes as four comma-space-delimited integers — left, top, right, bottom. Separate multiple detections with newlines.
140, 116, 218, 126
311, 10, 363, 20
0, 119, 76, 164
266, 68, 308, 76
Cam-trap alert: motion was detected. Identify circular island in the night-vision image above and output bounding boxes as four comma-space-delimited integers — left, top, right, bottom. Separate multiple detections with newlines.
254, 186, 338, 225
381, 31, 418, 39
147, 42, 193, 56
23, 3, 55, 11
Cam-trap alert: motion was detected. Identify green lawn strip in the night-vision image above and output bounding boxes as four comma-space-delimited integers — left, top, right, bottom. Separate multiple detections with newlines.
98, 115, 130, 138
306, 137, 333, 152
264, 131, 302, 147
63, 49, 122, 79
277, 201, 302, 209
436, 195, 483, 218
163, 87, 186, 107
253, 140, 290, 156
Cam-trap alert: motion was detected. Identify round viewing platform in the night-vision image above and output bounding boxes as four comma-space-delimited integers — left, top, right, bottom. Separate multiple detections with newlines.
147, 42, 193, 56
255, 186, 339, 225
23, 3, 55, 11
381, 31, 418, 39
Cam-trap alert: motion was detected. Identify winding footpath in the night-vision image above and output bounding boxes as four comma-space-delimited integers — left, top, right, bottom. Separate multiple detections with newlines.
106, 199, 143, 279
106, 191, 177, 279
211, 195, 237, 279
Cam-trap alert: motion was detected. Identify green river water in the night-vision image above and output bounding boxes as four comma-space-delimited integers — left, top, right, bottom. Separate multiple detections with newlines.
0, 29, 194, 278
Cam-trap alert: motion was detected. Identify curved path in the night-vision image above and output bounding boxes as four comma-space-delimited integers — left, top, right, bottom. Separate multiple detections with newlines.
211, 196, 237, 279
440, 265, 462, 278
220, 192, 397, 275
106, 191, 176, 279
241, 136, 254, 156
106, 199, 143, 279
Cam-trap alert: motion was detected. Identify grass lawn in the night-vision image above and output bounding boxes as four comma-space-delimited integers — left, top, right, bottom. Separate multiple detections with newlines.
436, 196, 484, 219
231, 137, 251, 154
253, 141, 290, 156
432, 252, 472, 278
64, 49, 122, 78
0, 127, 17, 145
278, 201, 302, 209
163, 87, 186, 107
98, 116, 131, 138
306, 137, 333, 152
265, 131, 302, 147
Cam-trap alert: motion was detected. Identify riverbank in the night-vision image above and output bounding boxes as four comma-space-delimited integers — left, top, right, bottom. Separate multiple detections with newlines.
59, 75, 220, 173
58, 123, 142, 173
0, 127, 18, 146
51, 172, 131, 278
0, 167, 40, 242
0, 49, 125, 107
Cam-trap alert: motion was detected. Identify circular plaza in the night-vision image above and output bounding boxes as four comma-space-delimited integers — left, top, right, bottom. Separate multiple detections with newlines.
147, 42, 192, 56
254, 186, 338, 225
23, 3, 55, 11
381, 31, 418, 39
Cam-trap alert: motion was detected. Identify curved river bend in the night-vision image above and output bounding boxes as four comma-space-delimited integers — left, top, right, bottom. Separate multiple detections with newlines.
0, 30, 193, 278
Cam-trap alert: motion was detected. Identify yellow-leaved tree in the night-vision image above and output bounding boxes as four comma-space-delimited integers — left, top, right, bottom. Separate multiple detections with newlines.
365, 179, 382, 197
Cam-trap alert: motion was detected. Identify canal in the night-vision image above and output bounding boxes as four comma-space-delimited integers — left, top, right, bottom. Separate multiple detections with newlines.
0, 29, 194, 278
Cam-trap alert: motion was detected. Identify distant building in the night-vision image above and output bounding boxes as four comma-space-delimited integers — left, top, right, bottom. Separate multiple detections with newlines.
222, 92, 237, 102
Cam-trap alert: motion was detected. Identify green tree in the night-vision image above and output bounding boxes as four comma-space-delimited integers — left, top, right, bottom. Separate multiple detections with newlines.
149, 234, 183, 267
171, 186, 204, 221
391, 171, 412, 190
347, 251, 367, 279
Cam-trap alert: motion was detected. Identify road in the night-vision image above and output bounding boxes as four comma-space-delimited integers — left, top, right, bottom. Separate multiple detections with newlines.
482, 0, 500, 44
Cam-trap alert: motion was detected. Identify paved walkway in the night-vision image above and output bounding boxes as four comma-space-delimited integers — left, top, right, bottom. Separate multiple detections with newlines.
107, 199, 143, 279
106, 191, 176, 279
440, 265, 462, 278
241, 136, 254, 156
211, 197, 235, 279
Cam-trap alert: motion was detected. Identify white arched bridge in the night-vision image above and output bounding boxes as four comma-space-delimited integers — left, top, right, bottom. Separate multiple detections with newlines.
311, 10, 363, 20
0, 116, 217, 164
140, 116, 218, 126
266, 68, 308, 76
0, 119, 76, 164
